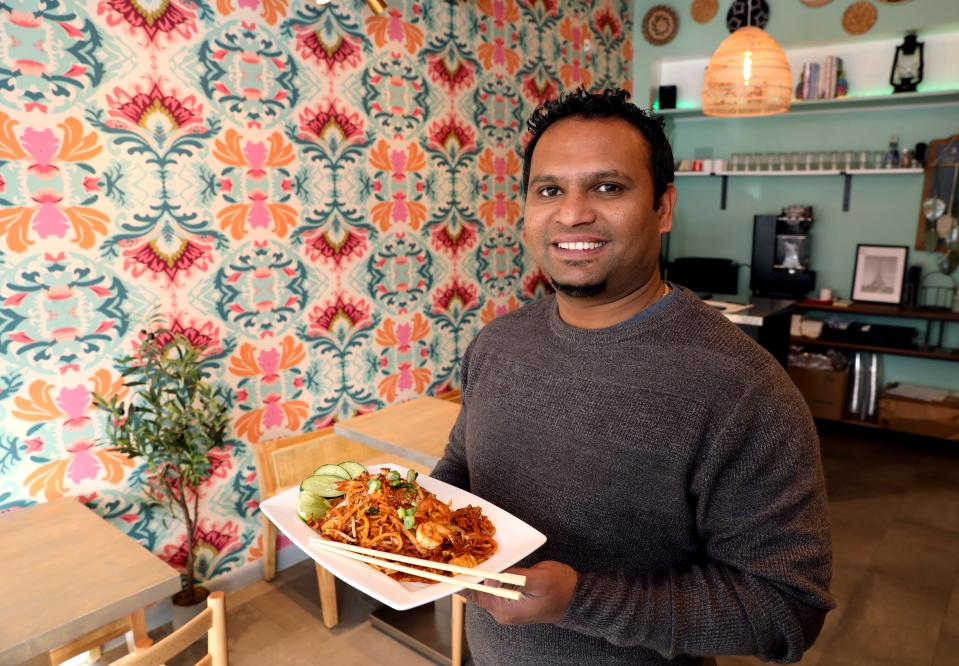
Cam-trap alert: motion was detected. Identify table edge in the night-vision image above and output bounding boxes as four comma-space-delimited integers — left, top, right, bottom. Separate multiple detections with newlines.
332, 424, 439, 470
0, 575, 180, 664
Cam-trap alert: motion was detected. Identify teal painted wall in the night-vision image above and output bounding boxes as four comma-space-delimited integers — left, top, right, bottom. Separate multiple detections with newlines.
633, 1, 959, 390
633, 0, 959, 106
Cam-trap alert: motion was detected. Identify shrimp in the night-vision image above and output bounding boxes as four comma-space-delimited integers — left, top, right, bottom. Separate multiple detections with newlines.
448, 553, 478, 569
415, 496, 452, 523
415, 521, 452, 550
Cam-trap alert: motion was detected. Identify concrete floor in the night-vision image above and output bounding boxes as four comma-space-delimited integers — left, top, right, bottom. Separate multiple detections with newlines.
725, 423, 959, 666
95, 424, 959, 665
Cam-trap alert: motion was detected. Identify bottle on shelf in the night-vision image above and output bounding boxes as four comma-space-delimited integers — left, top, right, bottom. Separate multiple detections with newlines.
884, 135, 900, 169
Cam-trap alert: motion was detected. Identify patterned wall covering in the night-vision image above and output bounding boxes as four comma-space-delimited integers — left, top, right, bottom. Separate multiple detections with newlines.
0, 0, 631, 584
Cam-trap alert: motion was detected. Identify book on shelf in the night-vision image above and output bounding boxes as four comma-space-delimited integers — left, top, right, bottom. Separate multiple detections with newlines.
796, 56, 845, 101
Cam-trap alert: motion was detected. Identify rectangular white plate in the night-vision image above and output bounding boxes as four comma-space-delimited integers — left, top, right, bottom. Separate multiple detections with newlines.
259, 463, 547, 610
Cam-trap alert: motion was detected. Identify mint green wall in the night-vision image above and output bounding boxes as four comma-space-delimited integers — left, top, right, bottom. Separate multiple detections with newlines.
634, 1, 959, 391
633, 1, 959, 106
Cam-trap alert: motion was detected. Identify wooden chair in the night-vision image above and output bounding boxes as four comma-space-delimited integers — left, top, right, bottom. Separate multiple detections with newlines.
425, 389, 466, 663
252, 391, 466, 659
111, 591, 227, 666
48, 609, 151, 665
252, 427, 382, 628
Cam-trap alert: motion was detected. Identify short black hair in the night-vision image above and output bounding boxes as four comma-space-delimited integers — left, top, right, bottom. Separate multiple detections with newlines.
522, 87, 674, 209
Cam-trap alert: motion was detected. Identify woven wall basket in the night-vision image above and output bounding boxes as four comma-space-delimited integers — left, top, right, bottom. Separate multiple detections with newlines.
843, 1, 878, 35
642, 5, 680, 46
702, 26, 793, 117
691, 0, 718, 24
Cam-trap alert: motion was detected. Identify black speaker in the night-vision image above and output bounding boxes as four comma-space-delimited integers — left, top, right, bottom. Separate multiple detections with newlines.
667, 257, 740, 296
904, 265, 922, 307
658, 85, 677, 110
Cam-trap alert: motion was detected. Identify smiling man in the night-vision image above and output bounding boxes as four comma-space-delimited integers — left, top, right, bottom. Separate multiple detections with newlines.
431, 88, 834, 666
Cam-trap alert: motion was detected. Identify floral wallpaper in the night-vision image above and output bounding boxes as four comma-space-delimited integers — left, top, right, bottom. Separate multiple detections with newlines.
0, 0, 631, 584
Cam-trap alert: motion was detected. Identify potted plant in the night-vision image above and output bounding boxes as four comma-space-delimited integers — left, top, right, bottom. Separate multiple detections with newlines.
95, 324, 230, 610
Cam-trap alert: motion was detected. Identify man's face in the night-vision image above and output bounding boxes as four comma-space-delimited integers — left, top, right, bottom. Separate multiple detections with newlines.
522, 117, 675, 301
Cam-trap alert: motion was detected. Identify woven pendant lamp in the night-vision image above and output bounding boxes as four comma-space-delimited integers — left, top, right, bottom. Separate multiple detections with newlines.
702, 26, 793, 117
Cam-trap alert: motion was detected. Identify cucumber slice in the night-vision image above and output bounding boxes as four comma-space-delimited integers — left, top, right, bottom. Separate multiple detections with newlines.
300, 474, 347, 498
338, 461, 366, 479
298, 490, 330, 521
313, 464, 352, 480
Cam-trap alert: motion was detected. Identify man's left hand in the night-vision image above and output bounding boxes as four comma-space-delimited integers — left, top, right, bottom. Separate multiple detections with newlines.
469, 560, 578, 625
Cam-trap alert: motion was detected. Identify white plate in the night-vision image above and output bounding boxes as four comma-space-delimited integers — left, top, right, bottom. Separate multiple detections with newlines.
259, 463, 547, 610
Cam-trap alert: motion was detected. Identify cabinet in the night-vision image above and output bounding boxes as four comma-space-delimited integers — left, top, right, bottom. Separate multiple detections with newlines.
791, 301, 959, 437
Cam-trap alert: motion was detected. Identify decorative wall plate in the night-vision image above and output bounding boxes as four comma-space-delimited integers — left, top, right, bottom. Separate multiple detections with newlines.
726, 0, 769, 32
843, 1, 877, 35
800, 0, 832, 7
642, 5, 680, 46
691, 0, 718, 24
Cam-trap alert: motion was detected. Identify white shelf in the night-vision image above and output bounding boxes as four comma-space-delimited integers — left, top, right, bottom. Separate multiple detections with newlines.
657, 90, 959, 119
675, 168, 922, 211
676, 168, 923, 177
649, 30, 959, 115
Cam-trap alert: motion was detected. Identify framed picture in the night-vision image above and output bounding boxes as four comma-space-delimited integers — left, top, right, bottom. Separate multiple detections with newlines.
851, 244, 909, 304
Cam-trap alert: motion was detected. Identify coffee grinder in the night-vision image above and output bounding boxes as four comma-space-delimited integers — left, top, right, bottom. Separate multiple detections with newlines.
750, 205, 816, 299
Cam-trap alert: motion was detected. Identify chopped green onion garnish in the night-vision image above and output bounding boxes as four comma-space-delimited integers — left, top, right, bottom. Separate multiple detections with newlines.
387, 470, 401, 482
397, 508, 407, 518
403, 515, 415, 530
367, 479, 381, 493
406, 469, 418, 483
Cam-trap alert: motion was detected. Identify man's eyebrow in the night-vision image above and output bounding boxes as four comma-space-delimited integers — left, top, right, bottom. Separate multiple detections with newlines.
528, 170, 635, 186
528, 174, 557, 187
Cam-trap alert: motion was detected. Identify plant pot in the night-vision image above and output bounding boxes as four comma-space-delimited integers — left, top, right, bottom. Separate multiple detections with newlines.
171, 585, 210, 629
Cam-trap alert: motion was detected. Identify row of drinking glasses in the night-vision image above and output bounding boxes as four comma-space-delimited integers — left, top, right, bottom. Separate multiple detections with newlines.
728, 151, 893, 172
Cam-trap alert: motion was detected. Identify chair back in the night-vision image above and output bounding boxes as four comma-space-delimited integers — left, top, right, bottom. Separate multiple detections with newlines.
252, 428, 376, 500
111, 591, 227, 666
264, 430, 388, 494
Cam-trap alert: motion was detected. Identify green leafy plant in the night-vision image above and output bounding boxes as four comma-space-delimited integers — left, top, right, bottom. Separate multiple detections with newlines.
95, 325, 230, 605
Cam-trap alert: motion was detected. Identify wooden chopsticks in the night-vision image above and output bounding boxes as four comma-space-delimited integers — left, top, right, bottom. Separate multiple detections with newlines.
308, 538, 525, 600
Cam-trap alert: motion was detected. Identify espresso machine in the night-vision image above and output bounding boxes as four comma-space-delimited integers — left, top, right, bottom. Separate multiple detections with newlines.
750, 205, 816, 299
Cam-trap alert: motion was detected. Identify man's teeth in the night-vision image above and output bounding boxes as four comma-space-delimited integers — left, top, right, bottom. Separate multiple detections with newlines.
556, 241, 605, 250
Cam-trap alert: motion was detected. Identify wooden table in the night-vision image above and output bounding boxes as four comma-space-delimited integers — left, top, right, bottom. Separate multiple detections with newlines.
0, 498, 180, 665
333, 396, 460, 469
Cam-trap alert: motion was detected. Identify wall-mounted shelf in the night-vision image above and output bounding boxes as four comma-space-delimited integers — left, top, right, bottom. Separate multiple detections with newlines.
790, 336, 959, 363
792, 301, 959, 362
676, 169, 922, 177
675, 169, 923, 211
657, 89, 959, 119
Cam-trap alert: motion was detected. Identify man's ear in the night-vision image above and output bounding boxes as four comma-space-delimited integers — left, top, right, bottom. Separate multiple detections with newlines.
657, 183, 677, 234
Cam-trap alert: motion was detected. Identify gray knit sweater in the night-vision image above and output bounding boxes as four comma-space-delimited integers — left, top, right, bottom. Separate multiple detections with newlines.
430, 287, 834, 665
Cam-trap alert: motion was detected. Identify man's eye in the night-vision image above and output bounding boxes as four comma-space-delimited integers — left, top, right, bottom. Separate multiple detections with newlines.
596, 183, 622, 193
538, 186, 561, 197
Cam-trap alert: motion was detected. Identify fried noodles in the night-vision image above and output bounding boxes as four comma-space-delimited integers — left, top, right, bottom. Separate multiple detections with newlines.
307, 469, 497, 583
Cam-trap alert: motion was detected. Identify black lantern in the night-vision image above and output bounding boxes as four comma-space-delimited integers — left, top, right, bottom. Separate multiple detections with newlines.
890, 33, 924, 94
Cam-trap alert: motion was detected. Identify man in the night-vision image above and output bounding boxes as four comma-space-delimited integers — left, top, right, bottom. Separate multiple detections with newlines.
430, 88, 834, 665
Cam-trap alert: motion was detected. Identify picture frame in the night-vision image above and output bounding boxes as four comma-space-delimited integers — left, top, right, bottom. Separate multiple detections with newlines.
850, 244, 909, 304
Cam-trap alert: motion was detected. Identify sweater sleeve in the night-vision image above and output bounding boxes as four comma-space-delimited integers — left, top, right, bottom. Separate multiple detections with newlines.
429, 338, 475, 491
556, 363, 834, 663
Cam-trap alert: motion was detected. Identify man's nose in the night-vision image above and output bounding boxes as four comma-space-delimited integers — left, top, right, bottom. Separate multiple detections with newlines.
555, 190, 596, 226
